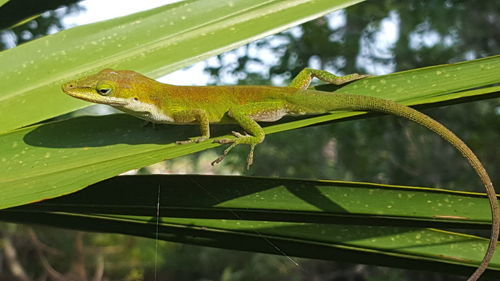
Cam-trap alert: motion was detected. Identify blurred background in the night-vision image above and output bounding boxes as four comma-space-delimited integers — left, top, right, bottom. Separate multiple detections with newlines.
1, 0, 499, 280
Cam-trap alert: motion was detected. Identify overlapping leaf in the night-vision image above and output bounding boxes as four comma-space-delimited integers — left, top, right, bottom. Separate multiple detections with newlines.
2, 175, 498, 277
0, 0, 361, 132
1, 55, 500, 210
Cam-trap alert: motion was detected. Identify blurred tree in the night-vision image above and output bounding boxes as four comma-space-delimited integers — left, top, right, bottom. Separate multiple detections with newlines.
0, 0, 82, 50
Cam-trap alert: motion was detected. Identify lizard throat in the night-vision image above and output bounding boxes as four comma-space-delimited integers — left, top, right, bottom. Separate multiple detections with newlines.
116, 99, 175, 123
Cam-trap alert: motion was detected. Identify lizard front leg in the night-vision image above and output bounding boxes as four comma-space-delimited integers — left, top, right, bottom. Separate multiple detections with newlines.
289, 68, 369, 89
173, 109, 210, 144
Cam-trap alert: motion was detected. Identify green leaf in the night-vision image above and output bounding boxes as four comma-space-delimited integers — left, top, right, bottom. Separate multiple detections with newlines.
0, 0, 9, 9
2, 175, 498, 277
1, 55, 499, 210
0, 0, 361, 132
9, 175, 495, 227
0, 0, 79, 30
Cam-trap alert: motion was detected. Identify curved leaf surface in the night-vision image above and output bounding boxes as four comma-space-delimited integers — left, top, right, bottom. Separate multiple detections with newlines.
2, 175, 499, 277
0, 0, 361, 132
0, 56, 499, 209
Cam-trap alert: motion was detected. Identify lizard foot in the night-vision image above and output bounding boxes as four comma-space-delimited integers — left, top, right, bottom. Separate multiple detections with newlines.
211, 132, 256, 169
176, 136, 208, 145
213, 131, 248, 144
211, 142, 238, 166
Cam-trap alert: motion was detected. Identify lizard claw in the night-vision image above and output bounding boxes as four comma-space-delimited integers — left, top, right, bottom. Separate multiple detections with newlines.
212, 132, 258, 169
211, 142, 238, 166
213, 131, 250, 144
213, 138, 234, 144
231, 131, 248, 138
142, 121, 157, 129
211, 155, 225, 166
246, 145, 255, 169
176, 140, 191, 145
176, 136, 208, 145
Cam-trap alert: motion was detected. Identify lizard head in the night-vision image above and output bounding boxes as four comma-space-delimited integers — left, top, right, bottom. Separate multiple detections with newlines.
62, 69, 157, 107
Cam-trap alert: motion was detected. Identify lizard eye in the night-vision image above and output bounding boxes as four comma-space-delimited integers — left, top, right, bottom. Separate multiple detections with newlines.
96, 84, 113, 96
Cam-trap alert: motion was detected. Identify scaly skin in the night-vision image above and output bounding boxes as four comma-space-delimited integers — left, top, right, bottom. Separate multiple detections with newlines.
62, 68, 498, 281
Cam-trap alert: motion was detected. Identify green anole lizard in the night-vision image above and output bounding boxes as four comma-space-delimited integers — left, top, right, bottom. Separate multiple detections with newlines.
62, 68, 498, 281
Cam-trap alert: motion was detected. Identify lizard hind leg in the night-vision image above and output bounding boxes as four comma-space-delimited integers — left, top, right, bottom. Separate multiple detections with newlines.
211, 131, 262, 169
289, 68, 370, 90
211, 131, 258, 170
212, 124, 264, 170
212, 103, 283, 169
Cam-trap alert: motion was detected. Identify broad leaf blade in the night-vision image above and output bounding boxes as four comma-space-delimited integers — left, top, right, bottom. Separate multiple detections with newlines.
0, 0, 10, 9
1, 56, 499, 210
8, 175, 491, 228
3, 212, 499, 277
2, 175, 499, 277
9, 175, 495, 227
0, 0, 362, 132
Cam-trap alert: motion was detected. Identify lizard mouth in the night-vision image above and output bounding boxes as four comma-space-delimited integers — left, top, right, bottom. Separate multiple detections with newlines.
104, 100, 128, 106
62, 85, 127, 106
77, 94, 127, 106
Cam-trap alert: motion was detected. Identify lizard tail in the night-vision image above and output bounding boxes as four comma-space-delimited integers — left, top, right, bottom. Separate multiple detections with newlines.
289, 92, 498, 281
